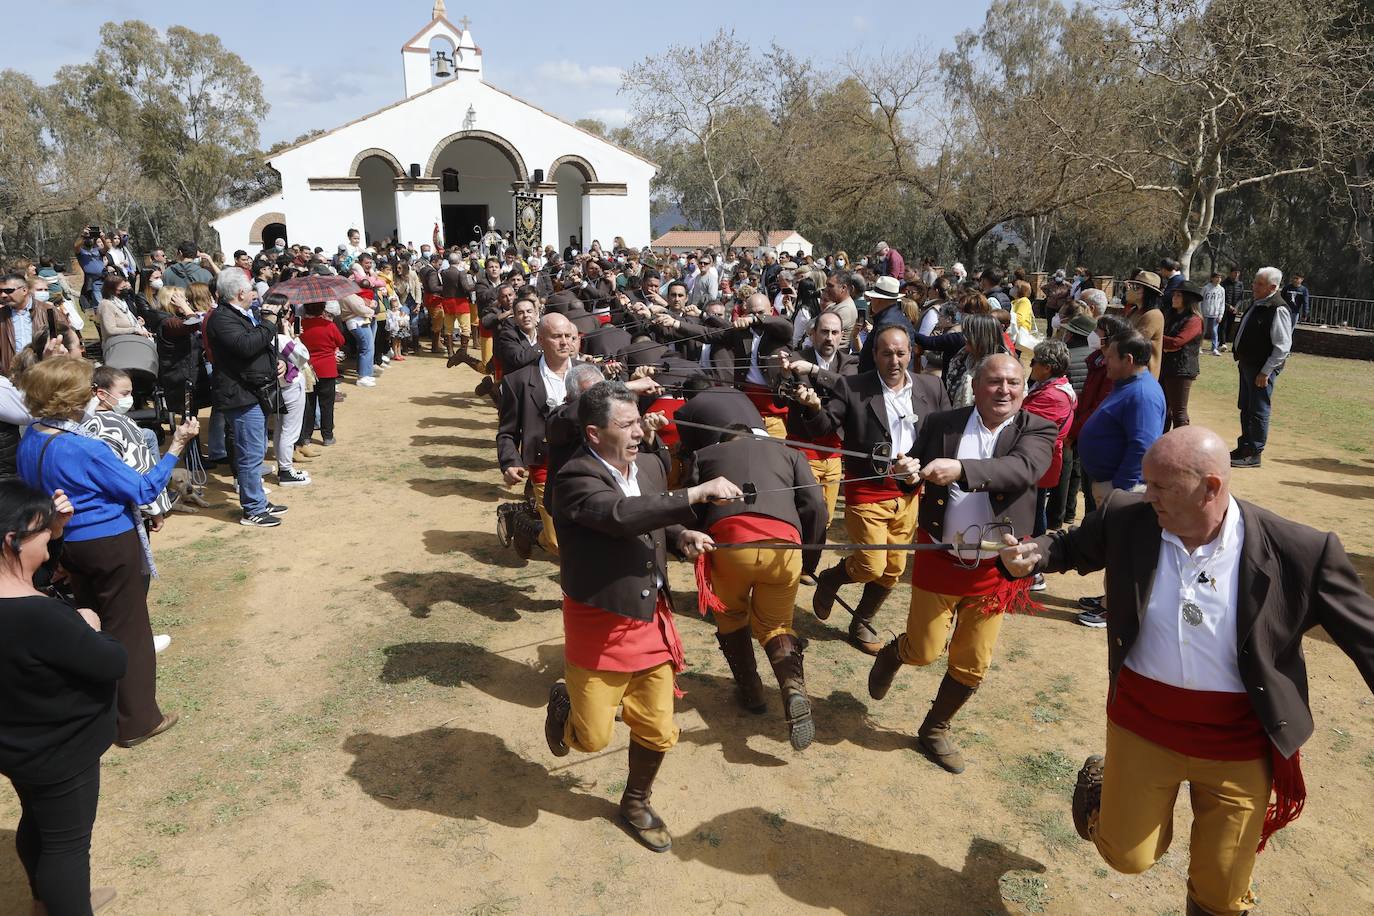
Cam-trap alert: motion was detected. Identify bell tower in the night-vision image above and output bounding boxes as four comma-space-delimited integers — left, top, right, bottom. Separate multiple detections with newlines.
401, 4, 482, 98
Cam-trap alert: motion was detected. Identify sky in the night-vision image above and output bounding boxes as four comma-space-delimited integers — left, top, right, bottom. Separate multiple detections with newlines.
7, 0, 995, 147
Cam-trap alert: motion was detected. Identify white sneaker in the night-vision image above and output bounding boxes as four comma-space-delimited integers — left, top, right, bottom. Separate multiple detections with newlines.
381, 355, 391, 364
357, 377, 377, 387
153, 634, 172, 654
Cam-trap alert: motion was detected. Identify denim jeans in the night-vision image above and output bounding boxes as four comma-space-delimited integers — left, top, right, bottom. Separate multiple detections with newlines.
1203, 316, 1221, 353
226, 402, 268, 515
1236, 363, 1277, 455
351, 324, 374, 379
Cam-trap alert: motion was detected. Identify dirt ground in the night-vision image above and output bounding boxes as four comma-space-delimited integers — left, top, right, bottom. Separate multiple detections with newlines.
1, 349, 1370, 916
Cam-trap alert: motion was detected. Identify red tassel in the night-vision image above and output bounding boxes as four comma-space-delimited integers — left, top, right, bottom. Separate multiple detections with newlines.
694, 553, 728, 616
975, 573, 1045, 616
1257, 747, 1306, 852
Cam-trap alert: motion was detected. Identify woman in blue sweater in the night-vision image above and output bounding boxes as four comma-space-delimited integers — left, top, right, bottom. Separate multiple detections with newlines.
15, 357, 199, 747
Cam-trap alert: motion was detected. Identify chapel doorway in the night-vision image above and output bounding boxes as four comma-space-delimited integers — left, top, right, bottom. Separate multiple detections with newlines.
441, 204, 488, 251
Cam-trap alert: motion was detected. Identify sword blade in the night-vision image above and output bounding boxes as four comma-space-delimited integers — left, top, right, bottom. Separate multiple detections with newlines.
670, 418, 888, 463
708, 540, 1004, 553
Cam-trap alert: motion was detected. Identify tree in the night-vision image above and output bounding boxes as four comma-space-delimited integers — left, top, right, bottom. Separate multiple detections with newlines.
0, 72, 119, 256
55, 21, 268, 246
622, 30, 777, 250
797, 0, 1128, 268
1043, 0, 1374, 277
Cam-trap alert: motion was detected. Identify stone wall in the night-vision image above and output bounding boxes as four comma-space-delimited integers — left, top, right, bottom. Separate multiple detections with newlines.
1293, 325, 1374, 361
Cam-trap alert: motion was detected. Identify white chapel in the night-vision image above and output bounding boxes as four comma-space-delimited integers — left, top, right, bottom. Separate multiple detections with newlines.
211, 2, 655, 255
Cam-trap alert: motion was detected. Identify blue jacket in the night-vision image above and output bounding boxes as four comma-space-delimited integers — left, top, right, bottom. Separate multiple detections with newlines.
1076, 372, 1165, 490
18, 427, 178, 542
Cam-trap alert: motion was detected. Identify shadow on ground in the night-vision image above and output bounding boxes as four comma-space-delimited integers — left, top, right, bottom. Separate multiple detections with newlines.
409, 434, 493, 450
1273, 456, 1374, 478
674, 809, 1045, 915
376, 569, 560, 620
342, 727, 615, 827
416, 415, 490, 430
379, 641, 563, 707
418, 453, 500, 472
677, 670, 914, 765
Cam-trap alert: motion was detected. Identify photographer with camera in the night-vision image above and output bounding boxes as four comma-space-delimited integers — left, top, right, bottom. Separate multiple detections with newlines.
73, 226, 109, 314
204, 270, 287, 528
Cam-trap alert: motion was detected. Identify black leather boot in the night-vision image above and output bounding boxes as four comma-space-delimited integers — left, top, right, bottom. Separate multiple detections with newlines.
849, 583, 891, 655
916, 674, 977, 773
620, 741, 671, 852
715, 628, 767, 714
811, 562, 853, 621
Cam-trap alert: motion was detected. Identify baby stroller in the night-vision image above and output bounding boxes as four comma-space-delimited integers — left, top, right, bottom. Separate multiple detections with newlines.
100, 333, 173, 441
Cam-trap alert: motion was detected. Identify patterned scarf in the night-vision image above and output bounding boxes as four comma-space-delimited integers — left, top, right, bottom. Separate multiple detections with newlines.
37, 418, 158, 578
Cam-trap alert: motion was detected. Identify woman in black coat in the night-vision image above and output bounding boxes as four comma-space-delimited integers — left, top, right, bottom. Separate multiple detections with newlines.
0, 480, 127, 915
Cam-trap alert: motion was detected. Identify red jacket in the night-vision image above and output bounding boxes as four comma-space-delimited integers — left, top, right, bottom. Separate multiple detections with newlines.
1070, 349, 1110, 443
300, 316, 345, 379
1023, 375, 1077, 487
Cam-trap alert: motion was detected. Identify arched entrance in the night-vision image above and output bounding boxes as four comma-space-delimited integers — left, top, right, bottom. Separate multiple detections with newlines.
357, 154, 402, 245
426, 131, 527, 251
550, 157, 595, 255
250, 211, 288, 249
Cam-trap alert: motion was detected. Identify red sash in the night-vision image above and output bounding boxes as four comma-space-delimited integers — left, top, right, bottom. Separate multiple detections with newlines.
562, 593, 684, 679
1110, 666, 1305, 852
909, 529, 1041, 616
528, 463, 548, 484
694, 515, 801, 615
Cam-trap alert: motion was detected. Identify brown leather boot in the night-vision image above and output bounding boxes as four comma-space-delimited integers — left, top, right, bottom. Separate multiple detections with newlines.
544, 682, 571, 757
1072, 754, 1104, 840
620, 741, 671, 852
916, 674, 976, 773
715, 628, 766, 714
1185, 898, 1220, 916
811, 562, 852, 621
764, 634, 814, 750
867, 639, 904, 700
849, 583, 890, 655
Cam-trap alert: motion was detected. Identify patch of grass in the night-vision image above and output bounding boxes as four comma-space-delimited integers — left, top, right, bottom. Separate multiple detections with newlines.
999, 872, 1051, 913
695, 829, 723, 848
286, 877, 332, 901
605, 778, 626, 798
1009, 750, 1077, 789
130, 851, 159, 870
1330, 728, 1353, 754
759, 810, 785, 831
1006, 646, 1030, 663
1030, 810, 1079, 854
147, 820, 187, 837
1359, 749, 1374, 774
465, 894, 520, 915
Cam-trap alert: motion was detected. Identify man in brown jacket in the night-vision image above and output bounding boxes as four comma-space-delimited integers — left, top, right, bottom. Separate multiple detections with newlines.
998, 426, 1374, 916
688, 430, 827, 749
796, 324, 951, 653
867, 353, 1055, 774
544, 381, 739, 853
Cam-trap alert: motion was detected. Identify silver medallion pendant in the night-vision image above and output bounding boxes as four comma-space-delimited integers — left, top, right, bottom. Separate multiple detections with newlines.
1181, 601, 1204, 627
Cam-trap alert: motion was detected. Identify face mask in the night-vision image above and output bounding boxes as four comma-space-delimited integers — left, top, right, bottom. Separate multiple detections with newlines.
837, 260, 846, 268
678, 257, 687, 268
33, 290, 50, 302
859, 258, 868, 267
107, 393, 134, 414
150, 278, 164, 291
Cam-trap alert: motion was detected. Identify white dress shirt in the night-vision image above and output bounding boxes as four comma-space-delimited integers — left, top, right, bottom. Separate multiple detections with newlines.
1126, 497, 1246, 693
942, 408, 1015, 558
815, 351, 836, 374
589, 449, 664, 588
538, 356, 568, 408
881, 372, 917, 456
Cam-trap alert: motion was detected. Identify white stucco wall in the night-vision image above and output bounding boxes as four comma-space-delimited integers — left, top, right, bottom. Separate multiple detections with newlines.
212, 68, 655, 255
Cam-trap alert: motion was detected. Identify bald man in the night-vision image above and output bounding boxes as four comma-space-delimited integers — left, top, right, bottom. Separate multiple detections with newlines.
496, 313, 580, 557
999, 426, 1374, 916
865, 353, 1055, 773
663, 293, 794, 438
